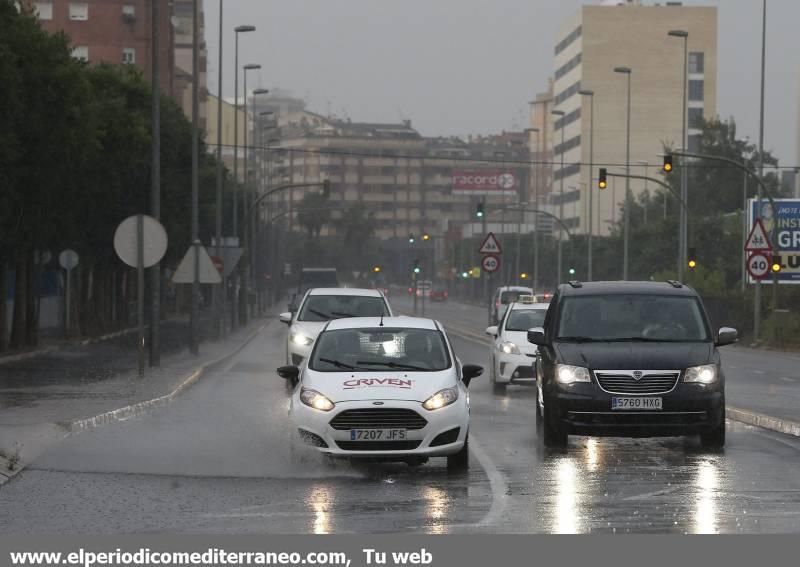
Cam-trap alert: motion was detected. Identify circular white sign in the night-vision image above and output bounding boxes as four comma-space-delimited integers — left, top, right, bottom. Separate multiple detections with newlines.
746, 252, 770, 279
497, 173, 516, 189
114, 215, 168, 269
481, 254, 500, 274
59, 249, 79, 270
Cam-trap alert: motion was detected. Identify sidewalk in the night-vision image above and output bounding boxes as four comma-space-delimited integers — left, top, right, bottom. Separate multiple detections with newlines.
0, 315, 267, 483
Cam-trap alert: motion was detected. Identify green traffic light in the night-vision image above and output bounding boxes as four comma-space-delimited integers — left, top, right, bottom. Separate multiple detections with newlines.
569, 268, 576, 276
414, 267, 421, 274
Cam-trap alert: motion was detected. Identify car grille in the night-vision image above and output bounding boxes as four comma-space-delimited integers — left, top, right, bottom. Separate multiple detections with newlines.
594, 370, 680, 395
336, 441, 422, 451
329, 409, 428, 430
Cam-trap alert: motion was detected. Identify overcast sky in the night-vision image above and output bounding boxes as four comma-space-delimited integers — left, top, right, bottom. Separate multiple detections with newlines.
204, 0, 798, 166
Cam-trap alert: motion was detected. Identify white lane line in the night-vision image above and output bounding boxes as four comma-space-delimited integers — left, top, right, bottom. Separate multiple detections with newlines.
754, 370, 766, 375
467, 433, 510, 527
622, 485, 681, 502
779, 377, 795, 383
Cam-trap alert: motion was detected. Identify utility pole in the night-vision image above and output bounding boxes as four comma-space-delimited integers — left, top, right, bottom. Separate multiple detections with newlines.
214, 0, 225, 337
754, 0, 767, 342
149, 0, 161, 365
189, 0, 200, 354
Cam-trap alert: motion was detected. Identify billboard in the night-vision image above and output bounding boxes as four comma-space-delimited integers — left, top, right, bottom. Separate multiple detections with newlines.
452, 169, 519, 195
748, 198, 800, 284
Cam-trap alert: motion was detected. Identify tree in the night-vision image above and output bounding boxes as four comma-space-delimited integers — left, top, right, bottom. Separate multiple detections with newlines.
297, 192, 330, 239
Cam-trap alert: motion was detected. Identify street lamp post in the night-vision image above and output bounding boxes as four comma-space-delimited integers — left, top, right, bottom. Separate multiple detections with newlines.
214, 0, 225, 337
524, 127, 540, 291
668, 30, 689, 281
551, 109, 566, 283
578, 89, 595, 281
239, 64, 261, 324
189, 0, 201, 354
231, 25, 255, 331
636, 160, 649, 225
249, 89, 268, 316
614, 66, 632, 281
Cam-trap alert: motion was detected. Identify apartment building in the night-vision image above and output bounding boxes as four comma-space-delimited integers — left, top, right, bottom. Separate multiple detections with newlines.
172, 0, 207, 130
547, 0, 717, 236
23, 0, 174, 93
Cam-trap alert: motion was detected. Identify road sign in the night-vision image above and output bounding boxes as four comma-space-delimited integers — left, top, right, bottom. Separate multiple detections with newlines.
211, 256, 224, 274
171, 243, 223, 284
744, 219, 772, 252
479, 232, 502, 255
748, 199, 800, 284
481, 254, 500, 274
58, 249, 79, 270
113, 215, 168, 268
746, 252, 770, 280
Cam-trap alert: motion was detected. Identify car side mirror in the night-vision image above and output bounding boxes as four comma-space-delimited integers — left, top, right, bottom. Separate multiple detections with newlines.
716, 327, 738, 347
277, 365, 300, 385
462, 364, 484, 387
527, 327, 547, 346
279, 312, 293, 324
485, 326, 498, 337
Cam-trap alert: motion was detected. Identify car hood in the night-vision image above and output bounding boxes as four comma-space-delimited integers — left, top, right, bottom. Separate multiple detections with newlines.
302, 368, 458, 403
554, 341, 713, 370
290, 321, 326, 341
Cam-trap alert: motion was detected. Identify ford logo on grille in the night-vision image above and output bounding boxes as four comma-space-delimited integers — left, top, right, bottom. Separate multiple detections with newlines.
372, 401, 384, 405
632, 371, 643, 381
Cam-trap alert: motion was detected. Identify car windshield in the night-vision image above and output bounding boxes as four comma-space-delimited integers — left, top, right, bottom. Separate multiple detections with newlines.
500, 290, 529, 304
297, 295, 389, 322
309, 328, 451, 372
557, 295, 710, 342
505, 309, 547, 332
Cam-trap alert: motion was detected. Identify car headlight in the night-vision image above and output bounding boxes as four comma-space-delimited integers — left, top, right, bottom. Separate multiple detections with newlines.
422, 387, 459, 411
300, 388, 335, 411
555, 364, 591, 384
684, 364, 717, 384
290, 332, 314, 347
499, 341, 521, 355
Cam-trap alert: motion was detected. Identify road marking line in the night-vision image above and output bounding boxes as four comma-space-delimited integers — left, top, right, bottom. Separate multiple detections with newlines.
467, 433, 509, 528
622, 485, 681, 501
779, 377, 795, 383
754, 370, 766, 375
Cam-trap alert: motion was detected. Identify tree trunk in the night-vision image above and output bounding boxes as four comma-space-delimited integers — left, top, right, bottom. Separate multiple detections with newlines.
0, 257, 7, 352
24, 251, 38, 347
9, 251, 28, 350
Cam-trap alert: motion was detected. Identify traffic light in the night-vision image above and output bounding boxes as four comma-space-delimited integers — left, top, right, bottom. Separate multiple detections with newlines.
520, 272, 529, 280
322, 179, 331, 198
408, 233, 415, 244
422, 232, 430, 241
663, 155, 673, 173
598, 168, 607, 189
688, 247, 697, 270
476, 202, 485, 218
771, 254, 782, 273
373, 265, 381, 274
461, 271, 469, 279
568, 267, 576, 276
413, 259, 421, 274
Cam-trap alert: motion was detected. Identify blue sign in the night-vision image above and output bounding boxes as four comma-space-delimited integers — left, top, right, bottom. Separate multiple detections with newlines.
748, 199, 800, 284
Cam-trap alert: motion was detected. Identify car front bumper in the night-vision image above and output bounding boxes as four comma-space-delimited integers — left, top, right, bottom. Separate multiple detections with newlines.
547, 382, 724, 437
495, 351, 537, 384
291, 398, 469, 458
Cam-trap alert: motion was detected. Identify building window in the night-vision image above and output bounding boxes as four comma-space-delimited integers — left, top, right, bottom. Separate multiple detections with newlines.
688, 80, 704, 102
688, 134, 701, 153
689, 52, 705, 74
34, 1, 52, 20
554, 80, 581, 106
555, 52, 582, 81
122, 4, 136, 20
555, 25, 582, 55
122, 48, 136, 65
69, 2, 88, 20
71, 46, 89, 62
688, 108, 704, 129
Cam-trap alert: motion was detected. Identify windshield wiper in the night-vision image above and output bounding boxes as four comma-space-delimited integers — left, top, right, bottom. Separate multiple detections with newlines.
604, 337, 685, 343
356, 360, 431, 371
306, 308, 331, 319
318, 357, 363, 370
330, 311, 356, 318
557, 336, 598, 343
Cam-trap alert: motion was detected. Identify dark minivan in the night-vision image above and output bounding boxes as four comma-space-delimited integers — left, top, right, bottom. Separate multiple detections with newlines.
528, 281, 737, 449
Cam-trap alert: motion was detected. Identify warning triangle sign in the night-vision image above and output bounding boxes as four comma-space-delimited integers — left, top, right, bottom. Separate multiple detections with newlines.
744, 219, 772, 252
479, 232, 502, 255
171, 244, 223, 284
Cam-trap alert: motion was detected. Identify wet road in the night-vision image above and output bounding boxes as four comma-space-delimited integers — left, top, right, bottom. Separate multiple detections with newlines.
2, 305, 800, 533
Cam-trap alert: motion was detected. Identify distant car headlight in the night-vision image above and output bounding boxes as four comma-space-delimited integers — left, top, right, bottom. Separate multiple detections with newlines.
290, 332, 314, 347
499, 341, 521, 355
555, 364, 591, 384
300, 388, 335, 411
422, 387, 459, 411
684, 364, 717, 384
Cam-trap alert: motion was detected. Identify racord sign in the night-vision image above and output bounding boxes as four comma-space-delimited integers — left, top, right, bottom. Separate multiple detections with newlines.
452, 169, 519, 195
748, 199, 800, 284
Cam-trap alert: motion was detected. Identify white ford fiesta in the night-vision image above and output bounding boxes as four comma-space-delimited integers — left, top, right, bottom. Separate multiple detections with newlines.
278, 316, 483, 470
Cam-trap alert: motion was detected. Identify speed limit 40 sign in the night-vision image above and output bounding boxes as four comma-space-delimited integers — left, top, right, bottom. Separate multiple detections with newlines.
746, 252, 770, 280
481, 254, 500, 274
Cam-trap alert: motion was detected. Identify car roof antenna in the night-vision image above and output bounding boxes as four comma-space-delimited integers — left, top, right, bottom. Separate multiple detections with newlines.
379, 311, 384, 327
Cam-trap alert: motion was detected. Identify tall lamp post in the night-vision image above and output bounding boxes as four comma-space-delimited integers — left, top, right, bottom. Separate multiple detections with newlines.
249, 89, 269, 315
214, 0, 225, 337
668, 30, 689, 280
551, 109, 566, 283
613, 66, 632, 281
239, 63, 261, 324
578, 89, 595, 281
524, 127, 540, 290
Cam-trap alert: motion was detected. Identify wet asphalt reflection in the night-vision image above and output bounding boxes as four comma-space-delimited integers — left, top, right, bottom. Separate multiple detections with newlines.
1, 311, 800, 533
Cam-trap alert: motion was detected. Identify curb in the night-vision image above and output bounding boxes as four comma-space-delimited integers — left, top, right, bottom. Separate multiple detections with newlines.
0, 321, 267, 486
444, 320, 800, 440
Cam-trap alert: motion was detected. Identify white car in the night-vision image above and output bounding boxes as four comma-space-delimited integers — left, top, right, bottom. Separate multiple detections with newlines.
485, 301, 549, 394
280, 288, 392, 367
490, 286, 534, 324
278, 317, 483, 470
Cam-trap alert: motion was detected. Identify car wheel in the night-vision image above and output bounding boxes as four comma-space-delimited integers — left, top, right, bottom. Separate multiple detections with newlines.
447, 435, 469, 471
535, 398, 543, 426
700, 420, 726, 450
542, 400, 567, 448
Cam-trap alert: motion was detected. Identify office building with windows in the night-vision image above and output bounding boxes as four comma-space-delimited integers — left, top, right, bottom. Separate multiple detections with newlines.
545, 0, 717, 236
